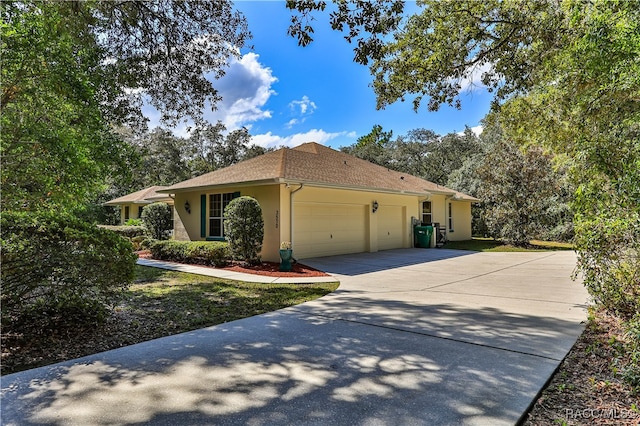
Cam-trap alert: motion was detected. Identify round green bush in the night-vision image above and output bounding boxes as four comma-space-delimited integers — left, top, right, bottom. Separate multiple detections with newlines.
141, 202, 172, 240
223, 196, 264, 265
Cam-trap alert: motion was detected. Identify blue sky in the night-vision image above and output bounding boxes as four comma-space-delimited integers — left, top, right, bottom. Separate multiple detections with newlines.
150, 1, 492, 149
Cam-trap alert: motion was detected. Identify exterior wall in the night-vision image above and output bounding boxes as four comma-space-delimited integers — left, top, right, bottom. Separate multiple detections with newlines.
448, 200, 473, 241
172, 183, 475, 262
173, 185, 282, 262
417, 195, 474, 243
286, 185, 420, 259
117, 202, 175, 225
118, 203, 145, 224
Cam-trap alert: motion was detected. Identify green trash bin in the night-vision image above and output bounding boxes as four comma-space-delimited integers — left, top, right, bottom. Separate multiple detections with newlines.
414, 225, 434, 248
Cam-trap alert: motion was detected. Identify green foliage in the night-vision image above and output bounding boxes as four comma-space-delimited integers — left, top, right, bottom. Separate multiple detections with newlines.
342, 125, 483, 186
399, 127, 481, 185
1, 2, 123, 212
477, 138, 574, 246
125, 218, 143, 226
148, 240, 230, 267
189, 121, 273, 175
1, 211, 136, 322
1, 1, 250, 214
223, 196, 264, 265
493, 1, 640, 315
134, 128, 193, 187
288, 0, 405, 65
622, 315, 640, 391
573, 199, 639, 317
341, 124, 394, 167
98, 225, 147, 239
141, 203, 173, 241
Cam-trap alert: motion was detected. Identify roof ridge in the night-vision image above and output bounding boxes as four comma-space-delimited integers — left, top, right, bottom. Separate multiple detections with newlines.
277, 147, 287, 177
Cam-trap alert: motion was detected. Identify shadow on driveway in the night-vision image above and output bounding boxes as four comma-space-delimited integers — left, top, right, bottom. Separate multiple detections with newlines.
1, 300, 579, 426
304, 248, 475, 276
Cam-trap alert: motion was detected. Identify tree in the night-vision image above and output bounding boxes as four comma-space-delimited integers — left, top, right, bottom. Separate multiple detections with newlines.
223, 197, 264, 266
136, 128, 192, 187
392, 127, 481, 185
1, 1, 251, 214
1, 211, 136, 323
1, 1, 250, 323
189, 122, 272, 175
340, 124, 393, 167
476, 138, 570, 246
141, 203, 173, 241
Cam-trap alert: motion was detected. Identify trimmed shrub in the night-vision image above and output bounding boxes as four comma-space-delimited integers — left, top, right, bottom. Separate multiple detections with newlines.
141, 202, 172, 240
1, 211, 137, 323
125, 218, 143, 226
98, 224, 146, 239
148, 240, 230, 267
223, 196, 264, 265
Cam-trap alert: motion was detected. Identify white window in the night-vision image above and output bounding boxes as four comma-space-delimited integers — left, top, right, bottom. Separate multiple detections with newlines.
422, 201, 432, 225
209, 193, 235, 238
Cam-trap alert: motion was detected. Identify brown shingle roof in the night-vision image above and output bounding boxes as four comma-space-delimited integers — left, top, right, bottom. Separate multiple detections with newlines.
104, 186, 172, 205
162, 143, 479, 201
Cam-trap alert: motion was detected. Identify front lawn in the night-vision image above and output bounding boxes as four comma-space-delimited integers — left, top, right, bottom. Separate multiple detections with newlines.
444, 237, 574, 252
1, 266, 339, 375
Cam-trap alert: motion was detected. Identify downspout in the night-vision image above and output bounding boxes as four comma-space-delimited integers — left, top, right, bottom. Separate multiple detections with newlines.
289, 184, 304, 250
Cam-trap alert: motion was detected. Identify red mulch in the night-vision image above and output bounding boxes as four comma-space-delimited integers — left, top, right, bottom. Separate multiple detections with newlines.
136, 251, 329, 277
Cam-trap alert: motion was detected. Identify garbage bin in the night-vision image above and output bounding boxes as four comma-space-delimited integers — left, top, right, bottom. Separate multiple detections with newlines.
414, 225, 434, 248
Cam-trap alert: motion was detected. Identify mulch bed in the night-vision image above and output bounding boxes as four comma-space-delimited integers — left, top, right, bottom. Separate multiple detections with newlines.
136, 251, 329, 277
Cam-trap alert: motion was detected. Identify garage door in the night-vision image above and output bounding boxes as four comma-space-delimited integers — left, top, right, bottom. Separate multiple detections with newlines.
293, 203, 367, 259
377, 205, 405, 251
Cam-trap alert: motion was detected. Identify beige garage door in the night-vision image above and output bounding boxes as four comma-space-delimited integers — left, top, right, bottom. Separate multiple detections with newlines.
377, 205, 405, 251
293, 203, 367, 259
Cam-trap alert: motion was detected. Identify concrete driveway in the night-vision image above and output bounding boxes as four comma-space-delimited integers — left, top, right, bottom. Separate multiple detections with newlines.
1, 249, 589, 426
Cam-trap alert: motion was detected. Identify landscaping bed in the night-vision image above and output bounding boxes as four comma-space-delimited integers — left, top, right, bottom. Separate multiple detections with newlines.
136, 250, 329, 277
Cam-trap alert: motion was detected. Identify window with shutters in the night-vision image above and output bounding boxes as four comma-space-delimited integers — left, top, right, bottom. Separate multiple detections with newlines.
208, 193, 235, 238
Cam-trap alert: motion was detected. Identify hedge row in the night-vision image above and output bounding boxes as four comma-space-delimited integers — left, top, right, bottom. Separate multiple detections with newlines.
148, 240, 230, 267
98, 225, 146, 238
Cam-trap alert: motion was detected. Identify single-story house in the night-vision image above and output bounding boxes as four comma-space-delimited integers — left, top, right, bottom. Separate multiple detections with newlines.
159, 142, 479, 262
104, 186, 173, 224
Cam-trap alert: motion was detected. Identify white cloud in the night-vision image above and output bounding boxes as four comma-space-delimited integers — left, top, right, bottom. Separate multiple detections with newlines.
469, 125, 483, 136
458, 62, 493, 92
285, 119, 299, 129
207, 52, 277, 129
143, 52, 277, 136
251, 129, 356, 149
289, 95, 317, 116
456, 125, 484, 137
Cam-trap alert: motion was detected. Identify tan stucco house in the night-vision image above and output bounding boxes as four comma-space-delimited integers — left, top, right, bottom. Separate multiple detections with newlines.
104, 186, 173, 224
159, 142, 479, 262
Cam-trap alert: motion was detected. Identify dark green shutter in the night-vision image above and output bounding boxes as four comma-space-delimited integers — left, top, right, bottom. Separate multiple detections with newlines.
200, 194, 206, 237
233, 191, 241, 199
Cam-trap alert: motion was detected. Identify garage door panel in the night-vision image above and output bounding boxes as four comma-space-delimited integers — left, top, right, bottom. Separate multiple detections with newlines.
377, 206, 404, 251
294, 203, 366, 259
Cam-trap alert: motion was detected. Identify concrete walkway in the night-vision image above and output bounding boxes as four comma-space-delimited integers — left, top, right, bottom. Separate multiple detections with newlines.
1, 249, 589, 426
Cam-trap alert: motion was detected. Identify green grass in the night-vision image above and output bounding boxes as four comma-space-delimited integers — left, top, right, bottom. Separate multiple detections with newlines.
2, 266, 339, 375
118, 266, 340, 335
444, 237, 574, 252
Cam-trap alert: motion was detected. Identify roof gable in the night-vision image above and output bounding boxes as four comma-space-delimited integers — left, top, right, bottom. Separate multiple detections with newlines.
104, 186, 171, 205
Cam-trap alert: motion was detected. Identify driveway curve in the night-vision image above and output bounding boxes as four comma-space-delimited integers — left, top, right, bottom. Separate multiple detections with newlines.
1, 249, 589, 426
